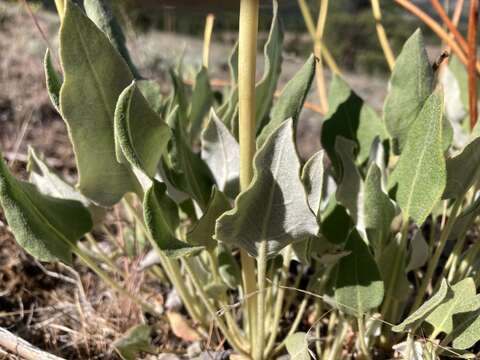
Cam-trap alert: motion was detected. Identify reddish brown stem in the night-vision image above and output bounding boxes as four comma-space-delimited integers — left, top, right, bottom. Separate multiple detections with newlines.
468, 0, 479, 129
430, 0, 468, 53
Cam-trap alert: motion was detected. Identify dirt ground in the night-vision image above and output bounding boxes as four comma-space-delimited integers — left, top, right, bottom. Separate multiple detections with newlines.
0, 2, 390, 359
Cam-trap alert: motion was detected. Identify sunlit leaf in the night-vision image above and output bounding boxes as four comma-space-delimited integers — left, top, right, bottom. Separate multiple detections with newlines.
201, 111, 240, 198
285, 332, 311, 360
383, 29, 433, 152
392, 278, 452, 332
215, 119, 318, 258
390, 89, 446, 225
44, 49, 62, 113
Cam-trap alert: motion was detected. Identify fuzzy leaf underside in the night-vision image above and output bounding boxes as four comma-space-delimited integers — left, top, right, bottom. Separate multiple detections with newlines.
215, 119, 318, 258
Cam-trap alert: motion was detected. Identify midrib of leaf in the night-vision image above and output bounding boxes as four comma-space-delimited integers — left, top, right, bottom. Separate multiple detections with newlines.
73, 18, 116, 123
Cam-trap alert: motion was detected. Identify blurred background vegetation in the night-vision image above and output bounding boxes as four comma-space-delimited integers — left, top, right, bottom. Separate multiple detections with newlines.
5, 0, 471, 75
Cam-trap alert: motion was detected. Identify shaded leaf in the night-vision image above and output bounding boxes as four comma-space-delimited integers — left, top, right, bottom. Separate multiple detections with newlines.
189, 67, 213, 142
450, 295, 480, 350
59, 0, 136, 206
255, 0, 283, 133
187, 188, 230, 250
217, 244, 241, 289
334, 229, 384, 316
449, 194, 480, 240
285, 332, 311, 360
257, 55, 316, 147
390, 90, 446, 225
0, 152, 92, 263
44, 49, 62, 113
144, 180, 203, 258
215, 119, 318, 258
114, 81, 171, 178
137, 80, 163, 114
383, 29, 434, 152
301, 150, 324, 223
443, 137, 480, 199
201, 111, 240, 198
113, 324, 154, 360
392, 278, 452, 332
321, 76, 386, 171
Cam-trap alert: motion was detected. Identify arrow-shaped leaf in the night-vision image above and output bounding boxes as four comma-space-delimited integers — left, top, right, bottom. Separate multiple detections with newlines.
215, 119, 318, 258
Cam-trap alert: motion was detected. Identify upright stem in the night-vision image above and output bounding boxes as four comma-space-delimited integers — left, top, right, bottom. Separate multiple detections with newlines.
256, 242, 267, 360
370, 0, 395, 70
238, 0, 260, 355
203, 13, 215, 68
467, 0, 478, 129
54, 0, 65, 19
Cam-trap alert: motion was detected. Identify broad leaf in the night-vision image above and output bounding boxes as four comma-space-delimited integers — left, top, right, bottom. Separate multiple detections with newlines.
44, 49, 62, 113
321, 76, 386, 171
114, 81, 171, 178
189, 67, 213, 142
217, 244, 241, 289
84, 0, 140, 78
187, 188, 230, 251
0, 152, 93, 263
257, 55, 316, 146
215, 119, 318, 258
113, 324, 154, 360
59, 0, 136, 206
201, 111, 240, 198
392, 278, 451, 332
137, 80, 163, 114
334, 229, 384, 316
426, 278, 478, 336
255, 0, 283, 133
383, 29, 434, 152
443, 137, 480, 199
450, 295, 480, 350
390, 89, 446, 225
449, 195, 480, 240
285, 332, 311, 360
144, 180, 203, 258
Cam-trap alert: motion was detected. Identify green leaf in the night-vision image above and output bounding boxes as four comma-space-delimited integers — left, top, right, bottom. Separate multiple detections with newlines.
257, 55, 316, 147
449, 195, 480, 240
364, 162, 396, 253
0, 152, 93, 263
255, 0, 283, 133
334, 228, 384, 316
59, 0, 136, 206
285, 332, 311, 360
443, 137, 480, 199
450, 295, 480, 350
144, 180, 203, 258
383, 29, 434, 152
113, 324, 154, 360
44, 49, 62, 113
187, 187, 230, 251
114, 81, 171, 178
321, 76, 386, 171
201, 111, 240, 198
217, 244, 241, 289
136, 80, 163, 114
189, 67, 213, 142
392, 278, 452, 332
321, 200, 353, 245
426, 278, 478, 336
390, 89, 446, 225
27, 148, 105, 224
84, 0, 140, 78
215, 119, 318, 258
301, 150, 324, 223
169, 108, 214, 209
335, 137, 365, 233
